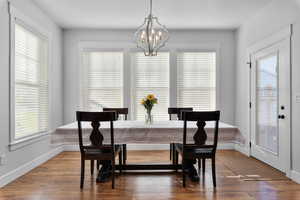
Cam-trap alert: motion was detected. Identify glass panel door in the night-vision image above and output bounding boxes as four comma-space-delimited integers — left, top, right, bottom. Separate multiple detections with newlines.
250, 35, 290, 173
256, 54, 278, 154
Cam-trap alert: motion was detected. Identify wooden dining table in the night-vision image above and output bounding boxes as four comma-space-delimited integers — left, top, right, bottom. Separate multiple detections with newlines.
52, 120, 242, 171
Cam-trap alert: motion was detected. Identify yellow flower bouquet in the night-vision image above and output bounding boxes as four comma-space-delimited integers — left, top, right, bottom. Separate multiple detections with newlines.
141, 94, 158, 124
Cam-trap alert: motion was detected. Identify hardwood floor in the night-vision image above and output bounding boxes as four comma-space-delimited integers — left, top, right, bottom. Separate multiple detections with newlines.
0, 150, 299, 200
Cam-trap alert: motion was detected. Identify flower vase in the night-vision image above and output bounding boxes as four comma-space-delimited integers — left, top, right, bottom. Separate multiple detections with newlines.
145, 110, 153, 124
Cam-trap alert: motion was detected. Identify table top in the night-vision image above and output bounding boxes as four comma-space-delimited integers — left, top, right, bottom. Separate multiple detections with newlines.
57, 120, 237, 131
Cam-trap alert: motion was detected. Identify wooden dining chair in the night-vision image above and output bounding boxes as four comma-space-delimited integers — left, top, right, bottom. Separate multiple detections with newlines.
76, 111, 123, 189
173, 111, 220, 187
168, 107, 193, 161
168, 107, 193, 120
103, 108, 128, 166
103, 108, 128, 120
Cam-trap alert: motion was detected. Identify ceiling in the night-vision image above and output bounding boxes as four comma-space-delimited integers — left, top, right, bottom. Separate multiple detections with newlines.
33, 0, 274, 30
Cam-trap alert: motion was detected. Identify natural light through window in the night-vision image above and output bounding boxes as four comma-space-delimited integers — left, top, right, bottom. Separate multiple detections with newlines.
177, 52, 216, 111
132, 52, 170, 121
14, 23, 49, 139
81, 52, 124, 111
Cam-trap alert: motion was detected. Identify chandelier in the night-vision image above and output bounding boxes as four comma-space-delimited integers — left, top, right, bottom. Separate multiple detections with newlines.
134, 0, 169, 56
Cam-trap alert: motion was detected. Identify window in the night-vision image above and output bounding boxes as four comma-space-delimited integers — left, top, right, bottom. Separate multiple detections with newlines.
132, 52, 169, 121
256, 54, 278, 153
177, 52, 216, 110
81, 52, 123, 110
14, 23, 49, 139
78, 46, 218, 121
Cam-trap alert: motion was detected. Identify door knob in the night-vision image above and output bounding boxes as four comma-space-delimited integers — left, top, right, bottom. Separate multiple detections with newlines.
278, 115, 285, 119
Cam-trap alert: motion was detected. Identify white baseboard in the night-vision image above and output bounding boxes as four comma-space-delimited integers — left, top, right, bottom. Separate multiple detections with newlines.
218, 143, 235, 150
234, 143, 250, 156
290, 170, 300, 184
0, 147, 63, 188
63, 142, 235, 151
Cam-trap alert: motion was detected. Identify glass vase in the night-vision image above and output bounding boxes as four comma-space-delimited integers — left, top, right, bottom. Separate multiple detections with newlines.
145, 111, 153, 124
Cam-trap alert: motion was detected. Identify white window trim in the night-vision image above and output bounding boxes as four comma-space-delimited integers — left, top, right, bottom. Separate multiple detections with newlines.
78, 42, 132, 116
9, 4, 53, 150
9, 131, 52, 151
79, 49, 125, 110
78, 41, 220, 120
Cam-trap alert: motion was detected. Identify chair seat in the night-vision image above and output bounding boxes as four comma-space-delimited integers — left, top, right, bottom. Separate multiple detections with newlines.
84, 144, 122, 159
174, 143, 214, 158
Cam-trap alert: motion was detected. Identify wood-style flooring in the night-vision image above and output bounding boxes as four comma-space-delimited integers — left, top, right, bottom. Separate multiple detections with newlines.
0, 150, 299, 200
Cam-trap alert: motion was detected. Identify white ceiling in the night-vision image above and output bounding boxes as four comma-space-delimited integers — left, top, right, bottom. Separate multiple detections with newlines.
33, 0, 274, 29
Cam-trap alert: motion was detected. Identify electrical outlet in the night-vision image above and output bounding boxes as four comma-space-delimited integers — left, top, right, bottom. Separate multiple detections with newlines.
0, 154, 6, 165
296, 94, 300, 103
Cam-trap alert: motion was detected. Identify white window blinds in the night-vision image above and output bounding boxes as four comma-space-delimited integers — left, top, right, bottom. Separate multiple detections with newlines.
177, 52, 216, 111
81, 52, 123, 110
132, 52, 169, 121
14, 23, 49, 139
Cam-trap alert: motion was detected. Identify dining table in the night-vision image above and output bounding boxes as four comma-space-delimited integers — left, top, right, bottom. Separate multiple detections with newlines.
52, 120, 242, 171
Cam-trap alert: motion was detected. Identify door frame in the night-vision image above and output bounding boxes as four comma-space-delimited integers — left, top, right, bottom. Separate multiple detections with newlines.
246, 25, 292, 176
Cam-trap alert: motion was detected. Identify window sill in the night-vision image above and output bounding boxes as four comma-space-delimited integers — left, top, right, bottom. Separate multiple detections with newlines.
9, 131, 52, 151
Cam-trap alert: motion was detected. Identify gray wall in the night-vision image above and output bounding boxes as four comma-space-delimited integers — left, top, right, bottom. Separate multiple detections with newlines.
0, 0, 63, 177
63, 29, 236, 124
235, 0, 300, 173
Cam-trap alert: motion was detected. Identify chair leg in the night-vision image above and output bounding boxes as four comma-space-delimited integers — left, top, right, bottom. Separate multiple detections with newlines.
198, 158, 201, 174
170, 143, 173, 160
202, 158, 206, 174
90, 160, 94, 175
212, 157, 216, 187
175, 151, 178, 172
182, 159, 186, 187
112, 159, 115, 189
119, 151, 122, 174
97, 160, 100, 170
122, 144, 127, 165
172, 144, 176, 165
80, 158, 85, 189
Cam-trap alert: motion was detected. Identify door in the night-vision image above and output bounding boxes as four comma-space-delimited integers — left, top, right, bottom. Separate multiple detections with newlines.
250, 37, 290, 172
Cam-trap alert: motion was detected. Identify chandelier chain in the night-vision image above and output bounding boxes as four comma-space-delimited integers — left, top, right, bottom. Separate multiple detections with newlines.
149, 0, 153, 16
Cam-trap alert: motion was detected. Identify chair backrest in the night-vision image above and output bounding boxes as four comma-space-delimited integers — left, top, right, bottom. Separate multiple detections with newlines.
181, 111, 220, 152
103, 108, 128, 120
168, 107, 193, 120
76, 111, 117, 154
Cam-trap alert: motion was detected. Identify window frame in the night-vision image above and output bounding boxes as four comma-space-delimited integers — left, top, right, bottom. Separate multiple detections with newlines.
78, 41, 132, 119
9, 6, 52, 150
174, 49, 220, 111
79, 48, 125, 111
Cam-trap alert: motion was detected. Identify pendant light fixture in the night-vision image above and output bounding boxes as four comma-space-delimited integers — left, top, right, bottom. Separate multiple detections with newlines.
134, 0, 169, 56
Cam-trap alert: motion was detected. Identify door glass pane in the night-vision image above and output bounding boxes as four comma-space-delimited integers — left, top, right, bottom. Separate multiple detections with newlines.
256, 54, 278, 154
